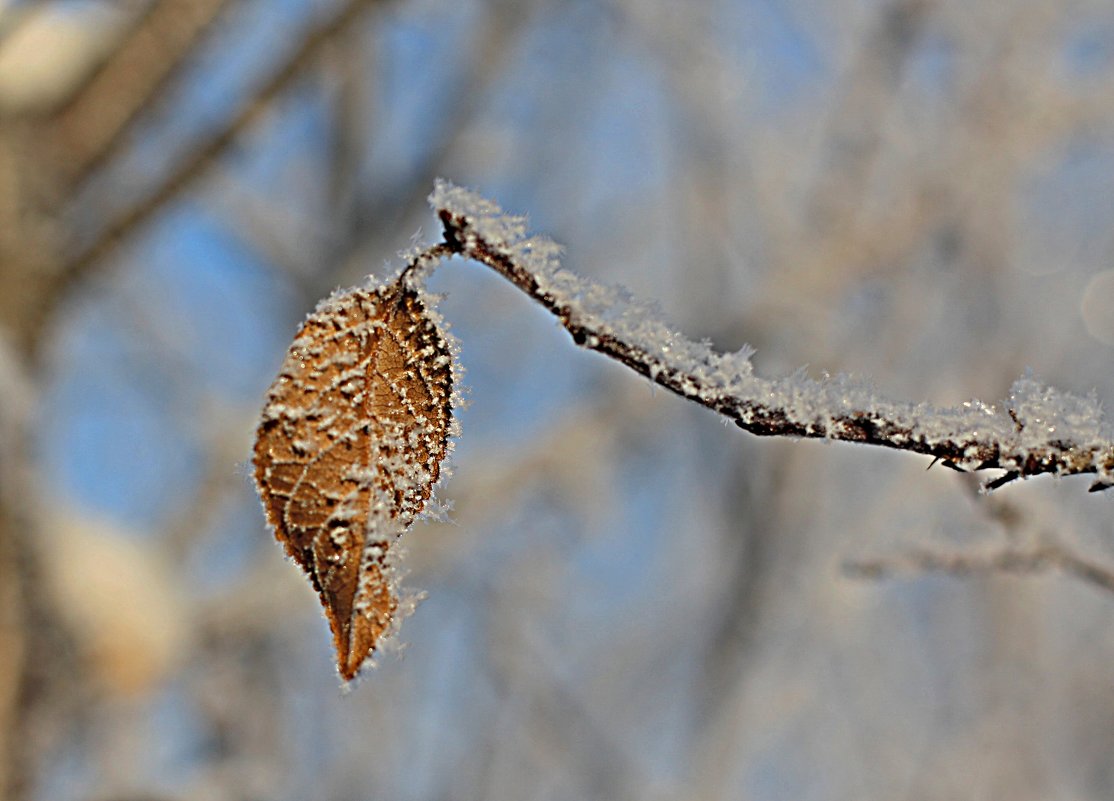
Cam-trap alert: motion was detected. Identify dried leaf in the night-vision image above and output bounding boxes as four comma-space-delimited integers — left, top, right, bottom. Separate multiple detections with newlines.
252, 280, 453, 681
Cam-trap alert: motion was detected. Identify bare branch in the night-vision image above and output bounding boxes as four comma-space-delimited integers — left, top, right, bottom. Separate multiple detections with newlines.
844, 538, 1114, 596
806, 0, 931, 235
421, 181, 1114, 493
47, 0, 237, 188
28, 0, 385, 350
64, 0, 380, 269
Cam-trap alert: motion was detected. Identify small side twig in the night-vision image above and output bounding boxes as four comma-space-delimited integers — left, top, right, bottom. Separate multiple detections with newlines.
843, 537, 1114, 596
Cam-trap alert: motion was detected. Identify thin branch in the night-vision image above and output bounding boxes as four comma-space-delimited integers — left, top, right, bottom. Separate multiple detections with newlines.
47, 0, 238, 188
419, 181, 1114, 493
65, 0, 379, 269
851, 472, 1114, 594
29, 0, 384, 349
844, 538, 1114, 595
805, 0, 931, 235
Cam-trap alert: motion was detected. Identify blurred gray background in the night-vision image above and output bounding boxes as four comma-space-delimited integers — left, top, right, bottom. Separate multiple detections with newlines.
3, 0, 1114, 799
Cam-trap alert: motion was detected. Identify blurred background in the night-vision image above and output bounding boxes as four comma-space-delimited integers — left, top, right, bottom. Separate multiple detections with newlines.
3, 0, 1114, 799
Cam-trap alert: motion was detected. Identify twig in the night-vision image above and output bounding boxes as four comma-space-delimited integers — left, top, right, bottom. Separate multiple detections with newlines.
844, 539, 1114, 595
420, 181, 1114, 493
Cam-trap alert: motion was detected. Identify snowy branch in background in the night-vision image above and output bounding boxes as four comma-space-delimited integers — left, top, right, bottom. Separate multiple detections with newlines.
843, 535, 1114, 595
429, 180, 1114, 494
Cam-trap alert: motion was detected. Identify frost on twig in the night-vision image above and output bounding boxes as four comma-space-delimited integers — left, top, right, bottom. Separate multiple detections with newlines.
428, 179, 1114, 493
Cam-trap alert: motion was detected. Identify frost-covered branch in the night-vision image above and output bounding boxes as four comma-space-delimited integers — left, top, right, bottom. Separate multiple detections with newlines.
426, 181, 1114, 493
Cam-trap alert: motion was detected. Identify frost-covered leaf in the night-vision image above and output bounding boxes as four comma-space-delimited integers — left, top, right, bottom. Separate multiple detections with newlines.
253, 280, 453, 681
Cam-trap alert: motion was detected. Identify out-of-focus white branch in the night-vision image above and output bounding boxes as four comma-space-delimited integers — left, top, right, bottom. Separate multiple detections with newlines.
844, 535, 1114, 595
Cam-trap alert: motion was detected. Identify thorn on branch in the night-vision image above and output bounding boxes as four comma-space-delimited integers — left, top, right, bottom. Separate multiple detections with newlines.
983, 471, 1021, 492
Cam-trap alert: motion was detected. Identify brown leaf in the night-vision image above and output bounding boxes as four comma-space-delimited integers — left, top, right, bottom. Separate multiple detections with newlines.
252, 281, 453, 681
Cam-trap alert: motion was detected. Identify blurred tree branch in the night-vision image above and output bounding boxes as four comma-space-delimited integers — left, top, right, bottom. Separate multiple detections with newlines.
845, 535, 1114, 594
45, 0, 238, 189
58, 0, 384, 289
0, 0, 387, 357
